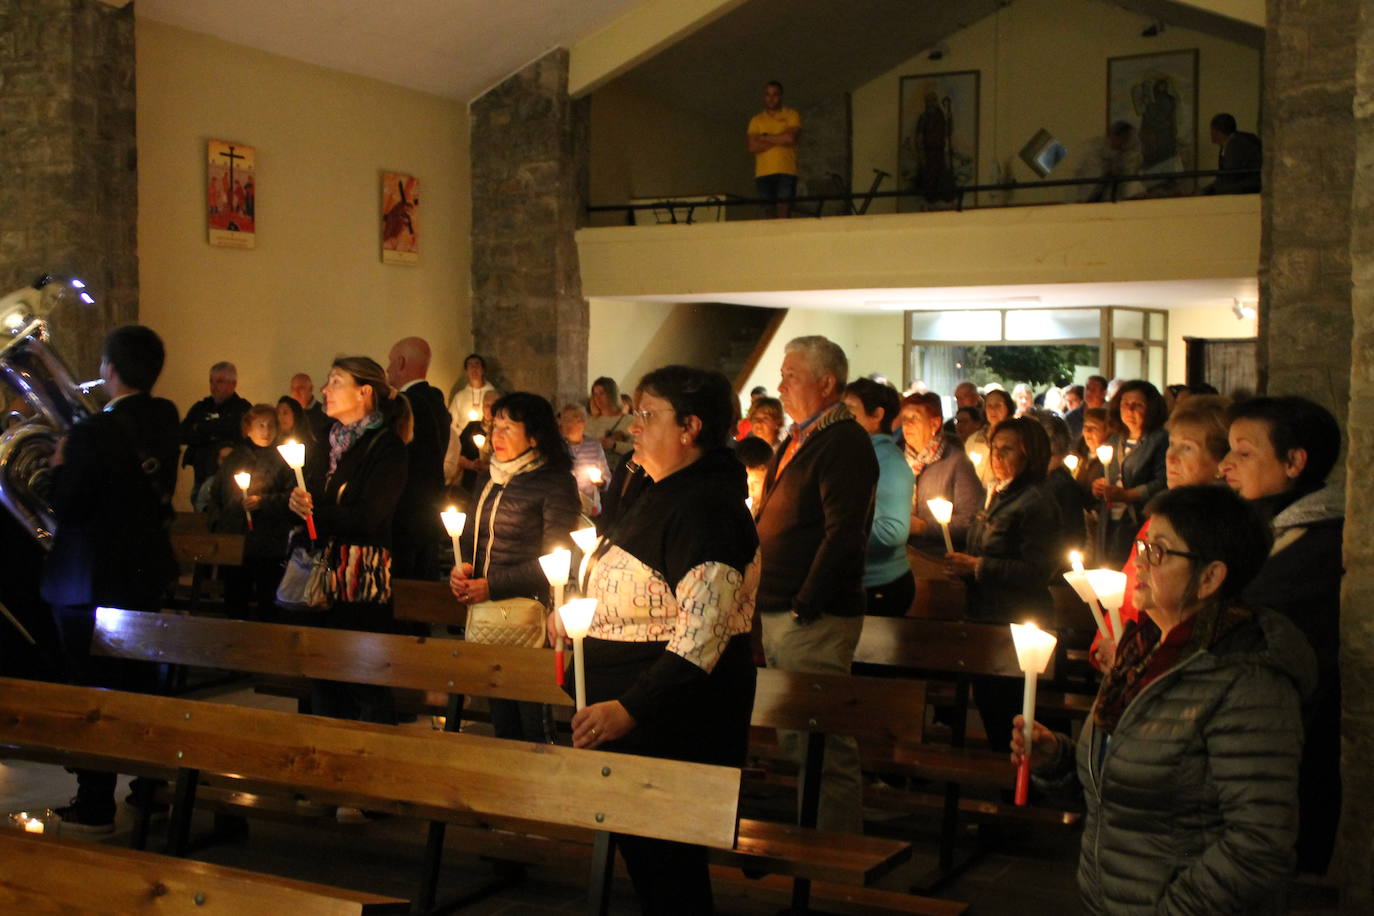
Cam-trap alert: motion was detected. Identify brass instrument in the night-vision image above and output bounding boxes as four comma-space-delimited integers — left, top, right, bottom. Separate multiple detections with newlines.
0, 276, 102, 548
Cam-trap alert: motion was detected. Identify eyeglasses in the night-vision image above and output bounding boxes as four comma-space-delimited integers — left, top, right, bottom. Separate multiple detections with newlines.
1133, 538, 1201, 567
632, 407, 673, 424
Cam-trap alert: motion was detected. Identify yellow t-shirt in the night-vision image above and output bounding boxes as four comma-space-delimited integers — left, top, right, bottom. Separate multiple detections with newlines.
748, 107, 801, 177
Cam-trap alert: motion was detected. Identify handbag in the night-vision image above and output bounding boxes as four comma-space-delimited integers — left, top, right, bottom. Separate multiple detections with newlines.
464, 597, 547, 647
276, 541, 332, 611
330, 543, 392, 605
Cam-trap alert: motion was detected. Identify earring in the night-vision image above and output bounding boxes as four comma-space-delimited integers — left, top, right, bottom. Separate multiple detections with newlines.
680, 435, 689, 444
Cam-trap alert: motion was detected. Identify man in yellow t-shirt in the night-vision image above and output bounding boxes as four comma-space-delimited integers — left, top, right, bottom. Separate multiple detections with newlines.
746, 81, 802, 218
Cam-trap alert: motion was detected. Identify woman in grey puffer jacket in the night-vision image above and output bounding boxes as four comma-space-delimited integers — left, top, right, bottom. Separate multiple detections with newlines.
1013, 486, 1316, 915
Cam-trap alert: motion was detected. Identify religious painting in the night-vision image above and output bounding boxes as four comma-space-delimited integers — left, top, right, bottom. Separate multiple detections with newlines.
207, 140, 256, 249
381, 172, 420, 265
1107, 50, 1198, 192
898, 70, 979, 212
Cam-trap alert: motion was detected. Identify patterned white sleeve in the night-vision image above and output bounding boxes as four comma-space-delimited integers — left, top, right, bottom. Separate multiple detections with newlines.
667, 550, 760, 673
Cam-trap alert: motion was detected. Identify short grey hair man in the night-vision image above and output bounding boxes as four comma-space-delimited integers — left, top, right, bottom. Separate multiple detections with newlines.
783, 335, 849, 390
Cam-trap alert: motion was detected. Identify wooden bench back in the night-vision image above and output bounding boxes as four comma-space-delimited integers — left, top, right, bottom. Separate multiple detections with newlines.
854, 616, 1056, 680
0, 676, 740, 850
0, 831, 405, 915
90, 609, 568, 706
751, 667, 925, 747
170, 532, 245, 567
393, 578, 465, 626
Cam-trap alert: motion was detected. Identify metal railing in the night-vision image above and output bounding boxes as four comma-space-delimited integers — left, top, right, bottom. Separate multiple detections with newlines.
586, 167, 1260, 225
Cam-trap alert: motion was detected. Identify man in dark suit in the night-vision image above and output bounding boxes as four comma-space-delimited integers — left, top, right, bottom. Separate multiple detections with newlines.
386, 337, 451, 580
180, 360, 250, 497
43, 325, 180, 832
1206, 112, 1262, 195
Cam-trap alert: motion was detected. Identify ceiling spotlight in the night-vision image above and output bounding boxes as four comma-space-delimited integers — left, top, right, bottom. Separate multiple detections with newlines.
1233, 298, 1257, 320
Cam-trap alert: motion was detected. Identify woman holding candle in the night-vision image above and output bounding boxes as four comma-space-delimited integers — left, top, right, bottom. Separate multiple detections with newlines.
445, 388, 498, 497
1220, 395, 1344, 875
558, 403, 610, 517
287, 356, 411, 732
899, 391, 983, 555
449, 392, 580, 742
964, 387, 1012, 488
842, 379, 915, 617
276, 396, 327, 492
944, 416, 1059, 751
447, 352, 496, 430
1012, 485, 1313, 914
1031, 410, 1089, 565
207, 404, 295, 620
556, 365, 759, 914
1093, 380, 1168, 567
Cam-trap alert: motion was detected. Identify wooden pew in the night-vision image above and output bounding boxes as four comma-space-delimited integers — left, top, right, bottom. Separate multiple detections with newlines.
853, 616, 1085, 890
0, 831, 406, 915
169, 531, 246, 612
0, 675, 740, 915
88, 610, 957, 916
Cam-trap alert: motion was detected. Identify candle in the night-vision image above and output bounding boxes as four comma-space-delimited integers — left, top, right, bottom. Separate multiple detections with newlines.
471, 433, 486, 450
570, 526, 599, 592
970, 450, 984, 469
927, 497, 955, 553
1095, 444, 1114, 467
540, 549, 573, 687
1063, 454, 1080, 474
1085, 568, 1128, 641
23, 815, 43, 834
1062, 550, 1110, 641
558, 598, 598, 711
440, 506, 466, 568
1010, 621, 1058, 806
467, 408, 480, 422
276, 440, 317, 540
586, 466, 603, 486
233, 471, 253, 530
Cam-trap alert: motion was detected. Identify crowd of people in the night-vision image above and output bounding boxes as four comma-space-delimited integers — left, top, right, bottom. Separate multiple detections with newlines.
0, 323, 1345, 914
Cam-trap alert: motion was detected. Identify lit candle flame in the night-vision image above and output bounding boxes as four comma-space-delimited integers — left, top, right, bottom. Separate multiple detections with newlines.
471, 433, 486, 449
970, 451, 983, 467
277, 439, 305, 469
439, 506, 466, 538
586, 466, 603, 485
468, 408, 480, 422
1095, 444, 1114, 466
1063, 454, 1080, 473
233, 471, 251, 492
1069, 550, 1084, 573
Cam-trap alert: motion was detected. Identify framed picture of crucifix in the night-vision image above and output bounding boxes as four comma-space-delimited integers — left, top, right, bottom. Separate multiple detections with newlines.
381, 171, 420, 264
207, 140, 256, 249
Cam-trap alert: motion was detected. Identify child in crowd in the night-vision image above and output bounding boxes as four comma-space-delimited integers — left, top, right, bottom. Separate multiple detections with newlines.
736, 435, 775, 517
559, 403, 610, 517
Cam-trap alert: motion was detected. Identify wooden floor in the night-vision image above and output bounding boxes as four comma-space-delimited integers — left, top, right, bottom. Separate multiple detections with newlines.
0, 682, 1086, 915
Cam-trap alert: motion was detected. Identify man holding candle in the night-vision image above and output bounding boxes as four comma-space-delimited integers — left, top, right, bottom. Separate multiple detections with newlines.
898, 391, 983, 556
755, 336, 877, 834
43, 326, 180, 833
385, 337, 451, 581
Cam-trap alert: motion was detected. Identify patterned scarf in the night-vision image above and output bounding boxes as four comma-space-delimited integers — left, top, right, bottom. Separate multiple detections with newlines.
904, 433, 946, 478
1093, 600, 1252, 735
328, 410, 382, 475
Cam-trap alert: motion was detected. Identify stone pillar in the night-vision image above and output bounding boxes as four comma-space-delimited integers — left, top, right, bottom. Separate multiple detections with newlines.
1259, 0, 1356, 433
470, 48, 589, 407
795, 92, 851, 211
1340, 0, 1374, 905
0, 0, 138, 378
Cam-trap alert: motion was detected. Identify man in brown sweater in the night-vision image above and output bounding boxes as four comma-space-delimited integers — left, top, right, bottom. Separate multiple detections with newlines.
754, 336, 878, 833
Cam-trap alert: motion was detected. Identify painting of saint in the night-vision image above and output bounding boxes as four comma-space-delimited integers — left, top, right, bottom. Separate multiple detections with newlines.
381, 172, 420, 265
898, 71, 979, 212
1108, 51, 1197, 193
207, 140, 256, 249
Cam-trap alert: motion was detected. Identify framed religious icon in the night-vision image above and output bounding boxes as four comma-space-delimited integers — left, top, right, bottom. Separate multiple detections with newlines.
1107, 50, 1198, 192
381, 172, 420, 265
898, 70, 979, 212
207, 140, 256, 249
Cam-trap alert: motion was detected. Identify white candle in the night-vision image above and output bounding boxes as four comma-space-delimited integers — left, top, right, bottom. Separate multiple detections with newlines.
467, 408, 480, 422
570, 526, 599, 591
1063, 454, 1080, 473
927, 497, 955, 553
233, 471, 253, 529
586, 466, 603, 486
1010, 621, 1058, 807
440, 506, 466, 568
558, 598, 599, 711
538, 548, 572, 612
1062, 550, 1110, 641
276, 440, 316, 539
23, 816, 43, 834
471, 433, 486, 450
1086, 568, 1128, 640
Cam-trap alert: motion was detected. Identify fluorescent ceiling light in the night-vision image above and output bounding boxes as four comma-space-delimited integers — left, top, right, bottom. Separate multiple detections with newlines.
873, 297, 1042, 311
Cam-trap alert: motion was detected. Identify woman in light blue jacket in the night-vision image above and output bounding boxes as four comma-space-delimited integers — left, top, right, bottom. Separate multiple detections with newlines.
842, 379, 914, 617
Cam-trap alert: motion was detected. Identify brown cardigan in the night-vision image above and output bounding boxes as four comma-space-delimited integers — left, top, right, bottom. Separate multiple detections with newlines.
754, 407, 877, 619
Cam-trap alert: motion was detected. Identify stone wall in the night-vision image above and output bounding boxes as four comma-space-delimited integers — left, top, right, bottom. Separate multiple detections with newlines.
1259, 0, 1356, 433
0, 0, 138, 379
1339, 0, 1373, 905
470, 49, 589, 408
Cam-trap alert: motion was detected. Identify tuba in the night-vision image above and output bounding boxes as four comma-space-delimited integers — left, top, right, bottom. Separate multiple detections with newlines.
0, 276, 102, 548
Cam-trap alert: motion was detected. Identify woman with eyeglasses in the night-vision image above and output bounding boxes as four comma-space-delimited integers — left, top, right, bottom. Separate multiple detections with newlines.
1012, 485, 1313, 915
552, 365, 758, 914
1093, 380, 1169, 567
944, 416, 1060, 752
1220, 395, 1344, 876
